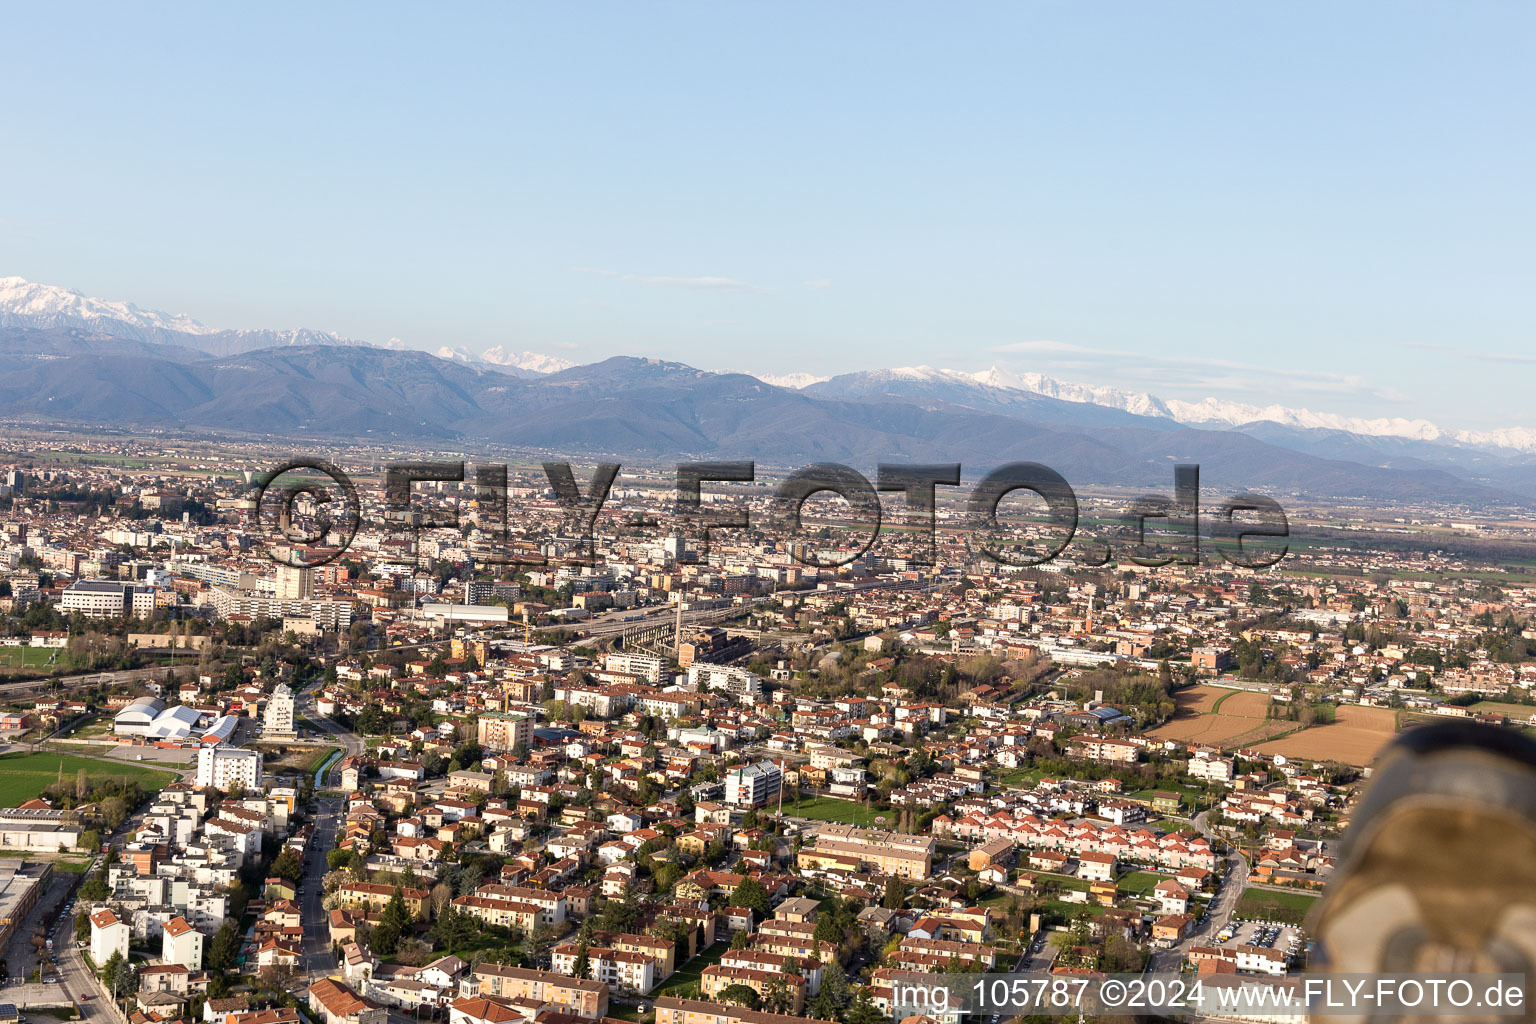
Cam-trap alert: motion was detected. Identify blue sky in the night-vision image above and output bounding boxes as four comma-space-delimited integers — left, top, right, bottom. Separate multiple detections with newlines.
1, 3, 1531, 428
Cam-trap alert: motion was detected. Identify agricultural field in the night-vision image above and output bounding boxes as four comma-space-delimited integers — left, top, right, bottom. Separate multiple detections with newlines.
1253, 705, 1398, 767
0, 751, 176, 807
1146, 685, 1294, 747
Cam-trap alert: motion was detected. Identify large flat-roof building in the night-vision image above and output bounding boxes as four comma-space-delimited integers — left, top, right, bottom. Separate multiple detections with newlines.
196, 745, 263, 792
209, 585, 352, 631
0, 862, 49, 950
61, 580, 155, 618
796, 825, 936, 880
725, 761, 782, 809
477, 712, 532, 753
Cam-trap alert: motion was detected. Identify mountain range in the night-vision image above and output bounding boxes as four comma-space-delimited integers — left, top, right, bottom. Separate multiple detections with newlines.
1, 276, 1533, 506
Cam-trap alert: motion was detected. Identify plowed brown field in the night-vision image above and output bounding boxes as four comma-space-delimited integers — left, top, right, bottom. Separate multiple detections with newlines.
1253, 705, 1398, 767
1147, 685, 1291, 746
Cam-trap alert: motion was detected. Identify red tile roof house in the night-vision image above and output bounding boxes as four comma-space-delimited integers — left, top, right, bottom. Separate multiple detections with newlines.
308, 979, 386, 1024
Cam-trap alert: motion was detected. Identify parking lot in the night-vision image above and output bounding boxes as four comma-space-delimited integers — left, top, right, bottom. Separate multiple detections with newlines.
1223, 920, 1303, 959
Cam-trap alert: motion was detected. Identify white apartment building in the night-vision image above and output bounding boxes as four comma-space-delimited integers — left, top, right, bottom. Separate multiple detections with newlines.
196, 745, 264, 792
209, 585, 352, 630
551, 945, 654, 994
275, 565, 314, 600
91, 908, 131, 965
264, 683, 295, 736
687, 663, 763, 703
725, 761, 781, 809
162, 915, 204, 969
1187, 756, 1235, 783
62, 579, 156, 618
603, 652, 666, 684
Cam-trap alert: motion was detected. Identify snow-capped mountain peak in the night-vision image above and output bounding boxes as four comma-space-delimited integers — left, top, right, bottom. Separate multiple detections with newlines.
968, 365, 1175, 419
1162, 397, 1444, 440
790, 359, 1536, 454
435, 345, 574, 373
0, 275, 367, 354
0, 276, 210, 335
756, 371, 829, 389
479, 346, 575, 374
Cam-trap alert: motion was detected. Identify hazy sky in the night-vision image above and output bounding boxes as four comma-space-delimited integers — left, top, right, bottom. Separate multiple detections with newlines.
2, 3, 1531, 428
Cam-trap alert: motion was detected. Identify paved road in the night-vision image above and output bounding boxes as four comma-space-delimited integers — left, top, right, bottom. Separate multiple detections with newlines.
1148, 810, 1250, 972
292, 693, 362, 986
34, 858, 110, 1021
299, 794, 344, 984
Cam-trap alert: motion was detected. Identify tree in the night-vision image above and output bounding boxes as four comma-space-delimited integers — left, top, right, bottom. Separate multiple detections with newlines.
528, 920, 554, 961
259, 964, 295, 995
328, 848, 363, 873
78, 870, 109, 903
845, 988, 887, 1024
717, 984, 762, 1010
207, 920, 241, 972
371, 921, 402, 956
734, 877, 770, 917
807, 991, 838, 1020
102, 949, 137, 997
100, 795, 127, 829
271, 847, 303, 883
820, 960, 851, 1010
75, 768, 89, 801
882, 876, 906, 910
382, 888, 412, 934
813, 914, 843, 946
571, 942, 591, 980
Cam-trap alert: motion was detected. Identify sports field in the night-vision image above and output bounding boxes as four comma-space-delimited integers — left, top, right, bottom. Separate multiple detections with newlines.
0, 751, 176, 807
0, 646, 62, 671
787, 795, 890, 826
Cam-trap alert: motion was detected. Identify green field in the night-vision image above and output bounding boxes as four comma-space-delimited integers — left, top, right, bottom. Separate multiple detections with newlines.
1118, 871, 1170, 895
1235, 887, 1321, 925
786, 795, 890, 826
647, 940, 731, 998
992, 767, 1048, 789
0, 646, 62, 671
1040, 899, 1108, 922
1034, 871, 1089, 892
0, 751, 176, 807
1471, 701, 1536, 721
